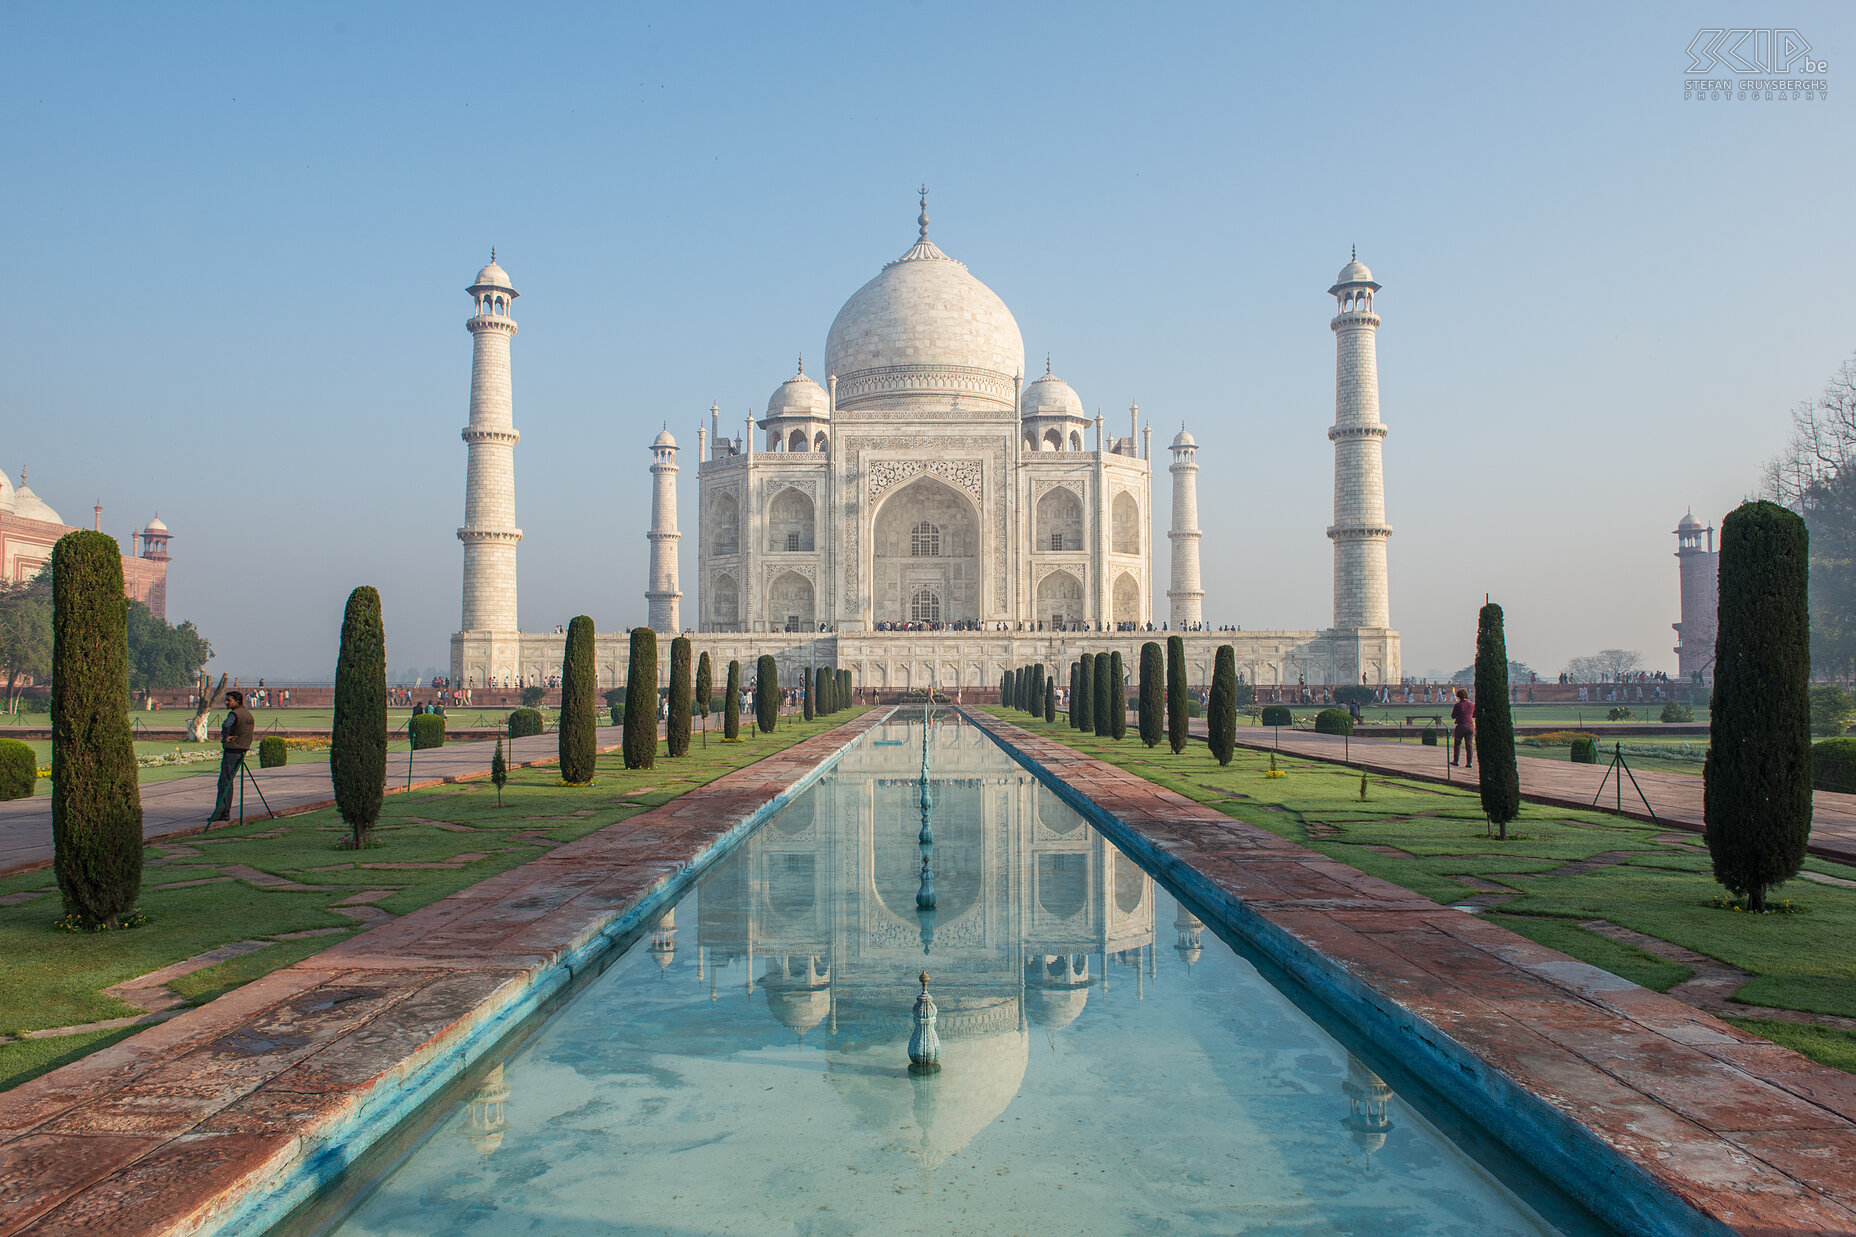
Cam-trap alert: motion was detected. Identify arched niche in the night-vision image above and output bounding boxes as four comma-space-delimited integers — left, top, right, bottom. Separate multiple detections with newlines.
870, 476, 979, 626
768, 571, 814, 632
1036, 487, 1083, 552
1111, 491, 1140, 555
1036, 570, 1084, 629
1112, 572, 1141, 626
711, 572, 740, 629
768, 487, 815, 552
712, 494, 740, 556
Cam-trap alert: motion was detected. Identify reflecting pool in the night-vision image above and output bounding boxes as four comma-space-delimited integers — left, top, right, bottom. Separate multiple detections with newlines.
305, 713, 1615, 1237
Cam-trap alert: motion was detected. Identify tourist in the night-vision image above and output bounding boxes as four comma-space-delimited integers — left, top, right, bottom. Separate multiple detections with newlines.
1449, 688, 1474, 768
208, 690, 255, 824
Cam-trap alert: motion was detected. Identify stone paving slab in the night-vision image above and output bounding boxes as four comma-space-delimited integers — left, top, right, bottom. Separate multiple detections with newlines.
971, 709, 1856, 1237
1208, 720, 1856, 867
0, 711, 884, 1237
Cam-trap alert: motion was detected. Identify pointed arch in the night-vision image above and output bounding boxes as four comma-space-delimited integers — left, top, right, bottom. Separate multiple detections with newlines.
1036, 570, 1085, 629
1111, 491, 1140, 555
768, 571, 815, 632
1112, 571, 1141, 625
711, 493, 740, 556
1036, 487, 1083, 552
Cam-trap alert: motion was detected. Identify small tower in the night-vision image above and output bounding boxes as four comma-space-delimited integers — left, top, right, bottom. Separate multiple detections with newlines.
647, 427, 682, 633
1168, 427, 1204, 628
1327, 251, 1392, 631
139, 515, 171, 561
1673, 509, 1718, 682
458, 252, 522, 633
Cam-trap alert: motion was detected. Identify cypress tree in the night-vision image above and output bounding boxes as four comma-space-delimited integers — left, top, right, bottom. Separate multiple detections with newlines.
755, 655, 779, 733
1109, 651, 1127, 740
1018, 666, 1029, 712
490, 738, 507, 807
622, 627, 657, 769
840, 669, 850, 708
803, 665, 814, 720
1208, 645, 1238, 765
1044, 675, 1056, 723
49, 531, 142, 927
1166, 635, 1188, 755
1030, 664, 1045, 716
559, 615, 597, 782
695, 651, 712, 747
1076, 654, 1095, 732
1070, 661, 1082, 728
667, 635, 693, 757
1000, 670, 1013, 708
814, 665, 828, 716
330, 584, 387, 849
1706, 500, 1813, 912
1093, 651, 1111, 737
1139, 641, 1164, 748
724, 659, 741, 739
1474, 603, 1520, 839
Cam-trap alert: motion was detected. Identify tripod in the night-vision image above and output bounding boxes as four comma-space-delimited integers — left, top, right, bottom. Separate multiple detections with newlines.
1591, 742, 1658, 824
205, 754, 275, 831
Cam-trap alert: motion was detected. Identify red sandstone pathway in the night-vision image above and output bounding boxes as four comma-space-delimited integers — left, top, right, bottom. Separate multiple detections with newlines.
0, 723, 649, 878
1203, 720, 1856, 867
974, 711, 1856, 1234
0, 710, 885, 1237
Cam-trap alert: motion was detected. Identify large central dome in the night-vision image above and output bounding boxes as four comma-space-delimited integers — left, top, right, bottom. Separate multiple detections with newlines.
824, 205, 1025, 413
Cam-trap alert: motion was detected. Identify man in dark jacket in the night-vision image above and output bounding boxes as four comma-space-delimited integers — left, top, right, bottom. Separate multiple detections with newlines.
209, 689, 256, 824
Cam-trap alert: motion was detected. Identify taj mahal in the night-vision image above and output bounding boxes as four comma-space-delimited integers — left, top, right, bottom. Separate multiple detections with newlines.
450, 196, 1399, 693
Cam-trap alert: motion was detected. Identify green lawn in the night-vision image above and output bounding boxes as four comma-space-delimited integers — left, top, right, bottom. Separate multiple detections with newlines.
995, 707, 1856, 1072
0, 710, 864, 1091
2, 707, 541, 735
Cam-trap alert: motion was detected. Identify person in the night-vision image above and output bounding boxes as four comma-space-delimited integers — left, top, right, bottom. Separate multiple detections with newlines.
1450, 688, 1475, 768
209, 689, 256, 823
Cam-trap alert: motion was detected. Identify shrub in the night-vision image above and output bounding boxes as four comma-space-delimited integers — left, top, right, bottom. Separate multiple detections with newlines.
330, 584, 386, 851
1570, 735, 1599, 763
257, 736, 287, 768
1475, 602, 1521, 839
1108, 652, 1127, 740
603, 687, 626, 710
1334, 684, 1376, 708
1139, 642, 1163, 748
724, 660, 741, 740
0, 738, 37, 799
49, 533, 143, 926
1232, 679, 1256, 709
558, 616, 598, 783
490, 738, 507, 806
610, 705, 621, 726
1045, 676, 1056, 723
1706, 501, 1812, 912
1660, 701, 1696, 724
1208, 646, 1237, 765
622, 628, 657, 769
1314, 708, 1353, 736
1814, 737, 1856, 794
508, 707, 544, 738
1605, 706, 1633, 721
667, 636, 692, 757
1187, 698, 1203, 719
521, 684, 546, 709
1810, 684, 1856, 736
1260, 704, 1292, 727
1421, 726, 1439, 746
408, 714, 445, 750
1165, 636, 1187, 754
755, 655, 779, 734
1076, 654, 1095, 733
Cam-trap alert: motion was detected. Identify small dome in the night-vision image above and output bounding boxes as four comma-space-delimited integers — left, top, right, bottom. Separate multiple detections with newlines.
469, 257, 516, 292
1677, 509, 1703, 530
11, 482, 62, 525
1025, 984, 1089, 1030
144, 515, 168, 533
1336, 257, 1373, 285
653, 427, 677, 448
765, 372, 830, 419
1020, 371, 1085, 419
1171, 427, 1196, 449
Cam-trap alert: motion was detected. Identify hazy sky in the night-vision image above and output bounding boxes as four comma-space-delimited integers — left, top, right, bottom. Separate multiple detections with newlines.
6, 3, 1849, 681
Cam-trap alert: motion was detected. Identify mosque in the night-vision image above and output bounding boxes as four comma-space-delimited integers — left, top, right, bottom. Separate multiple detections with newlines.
450, 197, 1400, 692
0, 468, 172, 619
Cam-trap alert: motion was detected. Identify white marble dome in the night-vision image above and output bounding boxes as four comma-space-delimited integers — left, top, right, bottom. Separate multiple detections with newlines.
470, 258, 515, 291
1020, 370, 1085, 419
11, 481, 61, 525
653, 427, 677, 448
825, 226, 1024, 413
0, 468, 13, 514
1335, 257, 1374, 285
766, 371, 829, 418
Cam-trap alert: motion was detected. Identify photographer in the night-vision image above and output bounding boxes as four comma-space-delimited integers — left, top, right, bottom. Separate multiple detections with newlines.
208, 689, 255, 824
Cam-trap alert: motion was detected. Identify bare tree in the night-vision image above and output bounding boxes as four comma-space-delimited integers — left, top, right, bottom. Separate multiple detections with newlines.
1598, 649, 1644, 679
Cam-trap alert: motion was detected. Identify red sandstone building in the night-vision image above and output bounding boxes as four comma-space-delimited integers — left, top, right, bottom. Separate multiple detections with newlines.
0, 469, 172, 620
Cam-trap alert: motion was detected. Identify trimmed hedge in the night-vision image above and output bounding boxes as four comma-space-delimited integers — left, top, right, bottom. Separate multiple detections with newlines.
724, 660, 741, 740
1260, 704, 1292, 727
258, 735, 287, 768
1108, 652, 1127, 740
1208, 646, 1237, 765
1814, 738, 1856, 794
1076, 654, 1095, 733
330, 584, 386, 851
1165, 635, 1187, 754
755, 655, 778, 734
695, 652, 713, 725
508, 707, 545, 738
0, 738, 37, 800
559, 615, 597, 783
1570, 735, 1598, 763
1705, 500, 1812, 912
1660, 701, 1696, 724
1138, 642, 1163, 748
1314, 708, 1353, 736
1474, 602, 1521, 836
667, 636, 692, 757
1093, 652, 1112, 738
1333, 684, 1376, 707
408, 714, 446, 750
1421, 726, 1439, 746
623, 627, 657, 770
1044, 676, 1055, 723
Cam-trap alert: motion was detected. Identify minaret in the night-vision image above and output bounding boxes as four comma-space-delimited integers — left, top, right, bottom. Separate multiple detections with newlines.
458, 252, 522, 632
647, 427, 682, 632
1673, 510, 1718, 681
1167, 426, 1204, 628
1327, 250, 1392, 630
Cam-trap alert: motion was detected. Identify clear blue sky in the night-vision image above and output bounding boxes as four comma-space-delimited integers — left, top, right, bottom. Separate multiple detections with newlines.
6, 2, 1849, 681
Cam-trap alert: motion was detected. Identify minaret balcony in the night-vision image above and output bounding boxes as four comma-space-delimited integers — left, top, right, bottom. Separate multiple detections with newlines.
462, 427, 521, 446
1327, 424, 1388, 442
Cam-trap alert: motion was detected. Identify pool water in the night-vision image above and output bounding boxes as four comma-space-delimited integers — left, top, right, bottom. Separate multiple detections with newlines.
303, 713, 1616, 1237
